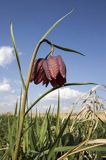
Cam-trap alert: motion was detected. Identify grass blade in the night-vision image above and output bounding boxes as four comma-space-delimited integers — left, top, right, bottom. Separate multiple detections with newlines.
39, 113, 47, 146
41, 9, 74, 40
53, 43, 85, 56
10, 22, 25, 89
31, 145, 106, 158
14, 100, 18, 116
58, 143, 104, 160
44, 39, 85, 56
47, 112, 72, 160
56, 90, 60, 137
25, 82, 97, 116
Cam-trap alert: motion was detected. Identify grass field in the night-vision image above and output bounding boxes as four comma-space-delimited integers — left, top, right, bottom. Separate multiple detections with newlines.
0, 96, 106, 160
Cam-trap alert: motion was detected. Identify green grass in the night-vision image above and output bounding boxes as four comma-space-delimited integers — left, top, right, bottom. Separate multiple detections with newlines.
0, 88, 106, 160
0, 105, 106, 159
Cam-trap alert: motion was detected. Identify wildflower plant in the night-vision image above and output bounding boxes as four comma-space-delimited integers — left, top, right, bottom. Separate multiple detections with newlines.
9, 10, 99, 160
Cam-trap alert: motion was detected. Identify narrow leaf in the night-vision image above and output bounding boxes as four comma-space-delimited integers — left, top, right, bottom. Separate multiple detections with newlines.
44, 39, 85, 56
47, 113, 72, 160
14, 100, 18, 116
56, 90, 60, 137
41, 9, 74, 40
25, 82, 97, 116
39, 114, 47, 145
58, 143, 104, 160
10, 22, 25, 89
53, 43, 85, 56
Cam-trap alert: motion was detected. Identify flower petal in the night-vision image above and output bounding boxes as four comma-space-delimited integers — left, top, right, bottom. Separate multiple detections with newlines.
43, 60, 52, 80
57, 55, 66, 78
42, 75, 49, 87
47, 56, 59, 79
30, 60, 37, 82
35, 58, 44, 75
56, 73, 66, 86
34, 69, 44, 84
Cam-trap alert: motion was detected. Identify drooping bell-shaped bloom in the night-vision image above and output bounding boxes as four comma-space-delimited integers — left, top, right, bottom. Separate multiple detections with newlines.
30, 55, 66, 87
30, 58, 49, 87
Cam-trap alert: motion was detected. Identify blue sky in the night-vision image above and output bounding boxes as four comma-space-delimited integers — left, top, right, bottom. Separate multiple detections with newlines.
0, 0, 106, 113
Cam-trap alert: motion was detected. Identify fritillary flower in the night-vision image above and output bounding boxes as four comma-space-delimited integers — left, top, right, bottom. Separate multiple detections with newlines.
30, 55, 66, 87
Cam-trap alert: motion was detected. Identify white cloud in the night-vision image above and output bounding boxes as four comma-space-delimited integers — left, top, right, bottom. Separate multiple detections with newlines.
0, 87, 82, 113
0, 46, 14, 67
0, 78, 19, 113
0, 94, 18, 113
44, 87, 82, 100
33, 87, 83, 112
0, 78, 11, 92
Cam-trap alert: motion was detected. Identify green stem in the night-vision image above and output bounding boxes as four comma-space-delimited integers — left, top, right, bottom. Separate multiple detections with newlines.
12, 40, 43, 160
56, 90, 60, 137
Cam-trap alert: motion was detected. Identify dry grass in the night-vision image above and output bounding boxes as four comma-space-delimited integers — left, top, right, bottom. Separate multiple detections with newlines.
57, 111, 106, 121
